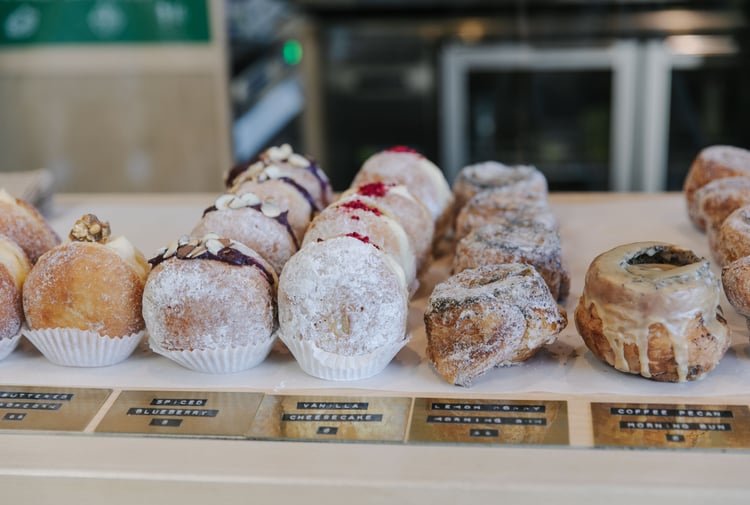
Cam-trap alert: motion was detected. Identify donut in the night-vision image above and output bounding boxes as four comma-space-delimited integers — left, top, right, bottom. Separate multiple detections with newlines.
712, 205, 750, 266
226, 143, 332, 210
0, 188, 60, 263
301, 195, 417, 294
278, 234, 410, 380
424, 263, 567, 387
0, 235, 31, 341
693, 176, 750, 250
722, 256, 750, 328
575, 242, 730, 382
143, 234, 277, 354
684, 145, 750, 230
453, 221, 569, 301
454, 190, 557, 242
23, 214, 148, 337
340, 182, 434, 273
452, 161, 548, 216
191, 193, 298, 276
351, 146, 453, 242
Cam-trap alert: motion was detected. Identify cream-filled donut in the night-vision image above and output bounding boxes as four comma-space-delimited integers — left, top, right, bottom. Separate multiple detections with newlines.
575, 242, 730, 382
0, 235, 31, 341
0, 189, 60, 263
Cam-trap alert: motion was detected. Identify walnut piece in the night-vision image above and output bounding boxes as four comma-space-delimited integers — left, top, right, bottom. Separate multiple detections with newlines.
69, 214, 111, 243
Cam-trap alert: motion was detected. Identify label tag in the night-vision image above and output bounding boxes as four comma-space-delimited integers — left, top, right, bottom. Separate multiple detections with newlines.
408, 398, 569, 445
592, 402, 750, 449
95, 391, 263, 438
248, 395, 411, 442
0, 386, 111, 431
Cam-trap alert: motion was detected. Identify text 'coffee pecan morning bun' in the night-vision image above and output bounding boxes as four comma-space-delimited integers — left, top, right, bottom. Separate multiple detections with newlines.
425, 263, 567, 387
351, 146, 453, 243
278, 234, 410, 381
22, 215, 149, 367
143, 234, 278, 374
191, 192, 299, 276
0, 188, 60, 264
684, 145, 750, 230
226, 143, 332, 212
0, 235, 31, 359
575, 242, 730, 382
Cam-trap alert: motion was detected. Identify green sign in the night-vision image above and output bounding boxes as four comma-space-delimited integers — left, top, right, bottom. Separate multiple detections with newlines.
0, 0, 210, 46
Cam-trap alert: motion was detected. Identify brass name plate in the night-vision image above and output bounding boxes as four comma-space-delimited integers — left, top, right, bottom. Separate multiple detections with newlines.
592, 402, 750, 449
0, 385, 111, 431
248, 395, 411, 442
96, 390, 263, 438
408, 398, 569, 445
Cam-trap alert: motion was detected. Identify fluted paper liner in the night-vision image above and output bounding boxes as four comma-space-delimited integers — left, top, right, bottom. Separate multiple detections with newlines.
0, 330, 22, 361
149, 335, 275, 374
280, 332, 411, 381
24, 327, 144, 367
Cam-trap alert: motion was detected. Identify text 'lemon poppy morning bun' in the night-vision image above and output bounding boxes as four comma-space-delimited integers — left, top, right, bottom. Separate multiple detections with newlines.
0, 235, 31, 360
452, 161, 549, 217
278, 234, 410, 381
340, 182, 434, 273
453, 220, 570, 302
684, 145, 750, 230
22, 214, 149, 367
351, 146, 453, 243
192, 192, 299, 276
0, 188, 60, 264
425, 263, 567, 387
226, 143, 332, 211
143, 234, 278, 374
714, 205, 750, 266
575, 242, 730, 382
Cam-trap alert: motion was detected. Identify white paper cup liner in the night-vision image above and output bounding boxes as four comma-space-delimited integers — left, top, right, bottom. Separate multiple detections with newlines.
24, 328, 144, 367
149, 335, 275, 374
280, 332, 411, 381
0, 330, 22, 361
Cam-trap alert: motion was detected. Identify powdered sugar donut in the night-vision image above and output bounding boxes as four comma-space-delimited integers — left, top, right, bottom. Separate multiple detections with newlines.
191, 193, 298, 276
0, 235, 30, 342
278, 234, 409, 380
0, 189, 60, 263
684, 145, 750, 230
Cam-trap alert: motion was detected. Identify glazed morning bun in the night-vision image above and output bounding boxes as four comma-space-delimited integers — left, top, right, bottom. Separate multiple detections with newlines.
278, 234, 410, 380
226, 143, 332, 211
0, 188, 60, 263
191, 192, 298, 276
713, 205, 750, 266
143, 234, 278, 373
684, 145, 750, 230
351, 146, 453, 242
0, 235, 31, 358
22, 214, 149, 366
425, 263, 567, 387
575, 242, 730, 382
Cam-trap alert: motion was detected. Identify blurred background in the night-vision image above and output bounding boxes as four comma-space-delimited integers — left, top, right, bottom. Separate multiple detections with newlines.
0, 0, 748, 196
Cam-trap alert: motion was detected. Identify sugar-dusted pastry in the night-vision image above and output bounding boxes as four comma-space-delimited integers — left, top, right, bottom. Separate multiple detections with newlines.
684, 145, 750, 230
713, 205, 750, 266
226, 143, 332, 211
0, 235, 31, 360
143, 234, 277, 373
453, 221, 569, 301
278, 234, 410, 380
301, 195, 417, 294
340, 182, 434, 273
722, 256, 750, 330
693, 176, 750, 250
22, 214, 149, 366
0, 188, 60, 263
452, 161, 548, 216
352, 146, 453, 242
575, 242, 730, 382
425, 263, 567, 387
192, 192, 298, 276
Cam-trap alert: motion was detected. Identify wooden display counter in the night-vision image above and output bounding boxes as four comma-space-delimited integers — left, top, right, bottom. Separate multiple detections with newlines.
2, 192, 750, 503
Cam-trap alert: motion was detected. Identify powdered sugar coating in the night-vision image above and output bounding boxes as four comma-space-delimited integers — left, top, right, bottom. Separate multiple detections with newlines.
231, 179, 314, 241
455, 191, 557, 241
452, 161, 548, 214
0, 189, 60, 263
278, 235, 408, 357
714, 205, 750, 266
0, 236, 30, 340
143, 257, 276, 351
699, 145, 750, 167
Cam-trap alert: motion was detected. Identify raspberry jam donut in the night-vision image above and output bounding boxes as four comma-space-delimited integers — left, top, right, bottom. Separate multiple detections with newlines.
0, 189, 60, 263
425, 263, 567, 386
575, 242, 730, 382
684, 145, 750, 230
